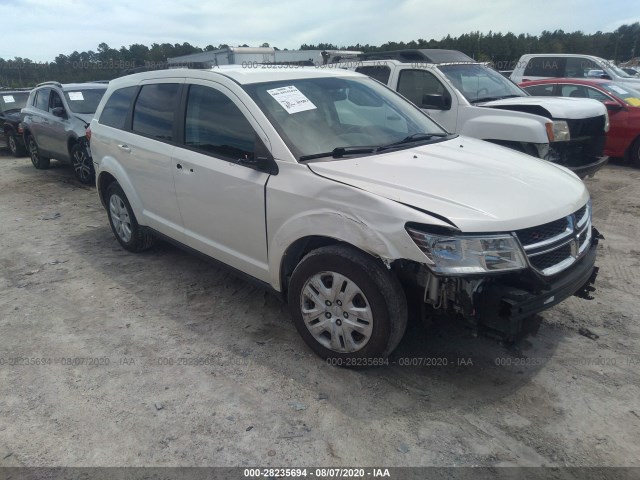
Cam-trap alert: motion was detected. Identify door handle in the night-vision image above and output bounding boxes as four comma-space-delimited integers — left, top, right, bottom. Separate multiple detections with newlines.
118, 144, 131, 153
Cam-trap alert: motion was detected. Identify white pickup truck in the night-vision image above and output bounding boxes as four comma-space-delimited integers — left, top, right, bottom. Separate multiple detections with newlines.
340, 49, 609, 178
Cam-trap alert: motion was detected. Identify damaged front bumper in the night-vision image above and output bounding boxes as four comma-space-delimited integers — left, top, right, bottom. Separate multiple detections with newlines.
475, 229, 600, 340
397, 227, 603, 341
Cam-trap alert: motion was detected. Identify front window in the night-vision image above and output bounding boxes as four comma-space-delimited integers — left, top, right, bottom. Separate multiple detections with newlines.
243, 76, 448, 161
0, 92, 29, 112
437, 64, 525, 103
63, 88, 107, 114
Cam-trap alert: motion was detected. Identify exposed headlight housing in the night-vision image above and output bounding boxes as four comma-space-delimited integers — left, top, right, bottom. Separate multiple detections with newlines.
406, 227, 527, 274
546, 120, 570, 142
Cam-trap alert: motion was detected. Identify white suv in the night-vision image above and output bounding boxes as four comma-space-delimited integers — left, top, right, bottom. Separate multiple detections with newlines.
89, 66, 601, 364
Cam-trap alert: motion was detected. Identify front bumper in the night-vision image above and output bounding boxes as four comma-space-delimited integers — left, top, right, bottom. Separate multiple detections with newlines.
475, 228, 600, 339
570, 155, 609, 179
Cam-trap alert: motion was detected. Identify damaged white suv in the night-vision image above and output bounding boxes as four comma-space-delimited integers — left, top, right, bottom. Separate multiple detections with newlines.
89, 67, 601, 364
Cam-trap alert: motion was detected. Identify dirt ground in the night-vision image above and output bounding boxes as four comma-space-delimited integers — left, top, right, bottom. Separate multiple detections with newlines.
0, 151, 639, 468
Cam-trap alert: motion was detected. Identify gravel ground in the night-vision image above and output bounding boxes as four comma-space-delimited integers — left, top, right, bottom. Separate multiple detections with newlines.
0, 152, 639, 468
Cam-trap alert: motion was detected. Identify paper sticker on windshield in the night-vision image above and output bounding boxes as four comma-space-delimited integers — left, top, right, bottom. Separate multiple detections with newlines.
266, 86, 316, 114
627, 97, 640, 107
2, 95, 15, 103
68, 92, 84, 101
609, 85, 628, 95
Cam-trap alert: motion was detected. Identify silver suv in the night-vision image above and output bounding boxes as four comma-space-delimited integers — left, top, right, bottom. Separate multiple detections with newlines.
21, 82, 107, 184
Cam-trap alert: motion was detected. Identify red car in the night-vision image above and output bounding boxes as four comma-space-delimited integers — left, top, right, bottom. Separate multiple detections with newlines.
520, 78, 640, 167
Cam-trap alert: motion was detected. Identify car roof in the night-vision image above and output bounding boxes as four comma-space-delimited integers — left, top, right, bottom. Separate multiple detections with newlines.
110, 66, 364, 88
61, 83, 109, 90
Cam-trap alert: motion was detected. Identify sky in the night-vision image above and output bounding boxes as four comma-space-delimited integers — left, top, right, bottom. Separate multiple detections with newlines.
1, 0, 638, 62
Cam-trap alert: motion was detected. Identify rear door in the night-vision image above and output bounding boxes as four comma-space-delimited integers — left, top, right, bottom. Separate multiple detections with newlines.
126, 80, 185, 238
172, 81, 271, 282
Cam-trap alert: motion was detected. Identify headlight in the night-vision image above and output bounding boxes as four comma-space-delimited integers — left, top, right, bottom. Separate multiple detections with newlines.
546, 120, 570, 142
406, 227, 527, 274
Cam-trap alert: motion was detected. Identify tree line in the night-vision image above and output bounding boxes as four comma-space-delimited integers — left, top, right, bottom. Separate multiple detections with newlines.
1, 23, 638, 88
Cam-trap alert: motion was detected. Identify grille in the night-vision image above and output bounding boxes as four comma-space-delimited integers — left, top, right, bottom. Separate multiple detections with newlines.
516, 218, 569, 246
548, 116, 606, 169
515, 203, 591, 276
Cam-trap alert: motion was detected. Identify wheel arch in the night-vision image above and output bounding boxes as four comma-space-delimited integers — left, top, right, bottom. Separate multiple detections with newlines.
278, 235, 392, 299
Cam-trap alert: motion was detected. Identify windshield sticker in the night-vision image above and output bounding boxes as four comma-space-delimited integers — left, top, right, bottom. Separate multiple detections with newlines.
608, 85, 628, 95
68, 91, 85, 101
266, 86, 316, 114
626, 97, 640, 107
2, 95, 15, 103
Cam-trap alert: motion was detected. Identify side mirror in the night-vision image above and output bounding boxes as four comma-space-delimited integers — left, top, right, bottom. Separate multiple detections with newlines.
51, 107, 66, 118
603, 101, 624, 112
238, 155, 279, 175
422, 93, 450, 110
599, 74, 611, 80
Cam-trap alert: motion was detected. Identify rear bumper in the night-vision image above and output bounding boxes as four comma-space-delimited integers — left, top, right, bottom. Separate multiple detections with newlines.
476, 228, 600, 339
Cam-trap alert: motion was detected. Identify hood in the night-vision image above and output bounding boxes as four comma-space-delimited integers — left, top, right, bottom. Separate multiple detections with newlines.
307, 136, 589, 232
481, 96, 606, 119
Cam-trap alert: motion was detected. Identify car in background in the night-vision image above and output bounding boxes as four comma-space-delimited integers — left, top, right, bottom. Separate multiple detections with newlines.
511, 54, 640, 91
621, 67, 640, 77
20, 81, 107, 184
341, 49, 609, 178
521, 78, 640, 167
1, 88, 31, 156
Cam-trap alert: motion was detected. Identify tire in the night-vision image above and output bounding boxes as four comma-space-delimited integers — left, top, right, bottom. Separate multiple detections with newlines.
287, 245, 408, 365
71, 141, 95, 184
7, 131, 26, 157
631, 138, 640, 169
27, 135, 50, 169
105, 182, 155, 252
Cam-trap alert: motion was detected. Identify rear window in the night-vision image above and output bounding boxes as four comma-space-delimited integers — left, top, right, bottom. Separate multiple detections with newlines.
523, 57, 565, 77
99, 86, 137, 130
355, 66, 392, 84
132, 83, 180, 141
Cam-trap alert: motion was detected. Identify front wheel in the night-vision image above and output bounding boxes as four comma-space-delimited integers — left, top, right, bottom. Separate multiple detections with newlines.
71, 141, 95, 184
106, 182, 155, 252
27, 135, 50, 169
287, 245, 408, 365
631, 138, 640, 168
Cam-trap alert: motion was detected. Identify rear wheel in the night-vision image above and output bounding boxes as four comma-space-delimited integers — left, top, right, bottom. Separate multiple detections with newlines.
287, 245, 408, 365
71, 141, 95, 184
106, 182, 155, 252
27, 135, 50, 169
8, 131, 26, 157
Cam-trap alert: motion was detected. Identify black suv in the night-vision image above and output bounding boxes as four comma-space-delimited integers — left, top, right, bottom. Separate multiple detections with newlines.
21, 81, 107, 184
1, 88, 31, 156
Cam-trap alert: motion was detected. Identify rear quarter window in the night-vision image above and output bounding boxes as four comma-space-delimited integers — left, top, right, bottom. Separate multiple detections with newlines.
132, 83, 181, 141
523, 57, 565, 77
99, 86, 138, 129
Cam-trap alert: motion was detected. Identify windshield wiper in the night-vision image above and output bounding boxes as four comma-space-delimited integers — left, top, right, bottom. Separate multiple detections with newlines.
299, 146, 377, 162
376, 133, 449, 152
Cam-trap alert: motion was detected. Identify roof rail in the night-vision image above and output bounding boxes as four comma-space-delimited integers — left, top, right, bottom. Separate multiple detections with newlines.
35, 81, 63, 88
358, 49, 475, 64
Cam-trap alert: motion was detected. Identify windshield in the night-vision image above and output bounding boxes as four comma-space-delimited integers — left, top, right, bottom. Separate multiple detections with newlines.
243, 76, 448, 161
438, 64, 526, 103
603, 83, 640, 107
0, 92, 30, 112
63, 88, 107, 114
